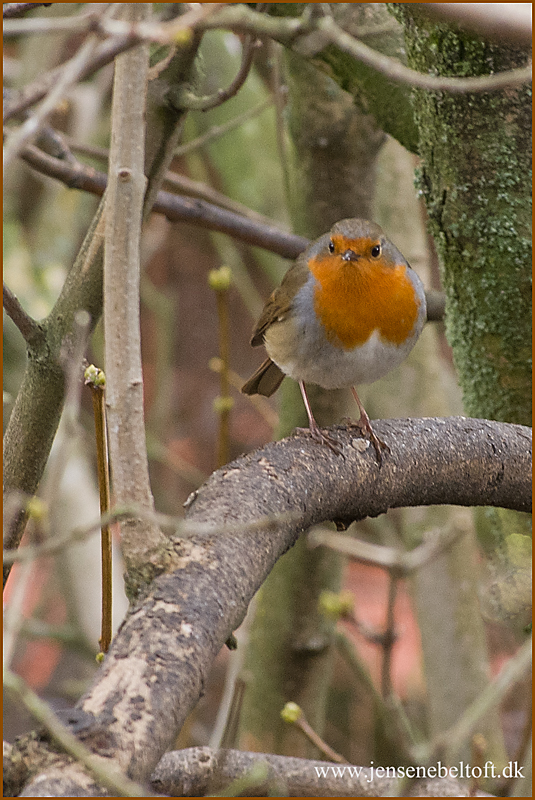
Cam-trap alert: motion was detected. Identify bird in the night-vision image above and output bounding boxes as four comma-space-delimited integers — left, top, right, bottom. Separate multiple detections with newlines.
241, 218, 427, 462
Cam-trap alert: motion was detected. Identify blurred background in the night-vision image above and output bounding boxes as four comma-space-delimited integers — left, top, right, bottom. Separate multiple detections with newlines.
3, 3, 530, 786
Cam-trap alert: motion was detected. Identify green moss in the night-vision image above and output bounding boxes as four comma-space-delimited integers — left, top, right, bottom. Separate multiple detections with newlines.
397, 7, 531, 424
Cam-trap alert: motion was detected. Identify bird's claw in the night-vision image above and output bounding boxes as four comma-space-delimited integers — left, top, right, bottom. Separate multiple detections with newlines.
345, 418, 389, 464
295, 424, 344, 456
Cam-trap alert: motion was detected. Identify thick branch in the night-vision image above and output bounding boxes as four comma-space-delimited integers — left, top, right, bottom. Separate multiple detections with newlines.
17, 418, 529, 793
150, 746, 495, 797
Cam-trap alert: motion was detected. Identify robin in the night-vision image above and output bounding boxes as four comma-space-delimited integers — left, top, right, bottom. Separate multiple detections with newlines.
241, 218, 427, 462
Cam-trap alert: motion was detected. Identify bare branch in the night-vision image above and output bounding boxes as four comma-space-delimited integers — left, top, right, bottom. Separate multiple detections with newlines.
415, 635, 532, 765
3, 31, 142, 122
18, 142, 309, 258
150, 746, 495, 797
179, 34, 260, 111
3, 283, 45, 347
173, 96, 273, 156
315, 15, 532, 94
63, 131, 280, 227
308, 523, 467, 576
2, 199, 107, 588
2, 2, 51, 19
4, 3, 529, 129
103, 3, 165, 573
3, 23, 104, 168
19, 418, 530, 790
3, 507, 135, 565
8, 418, 529, 794
2, 7, 93, 32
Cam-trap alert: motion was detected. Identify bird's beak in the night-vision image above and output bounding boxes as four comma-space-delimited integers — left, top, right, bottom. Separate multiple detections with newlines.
341, 249, 360, 262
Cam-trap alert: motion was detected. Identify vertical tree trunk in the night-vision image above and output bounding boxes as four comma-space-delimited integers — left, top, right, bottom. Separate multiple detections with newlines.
392, 3, 532, 764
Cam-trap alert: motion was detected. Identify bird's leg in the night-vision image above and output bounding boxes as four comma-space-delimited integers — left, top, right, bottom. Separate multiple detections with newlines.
296, 381, 342, 455
348, 386, 389, 463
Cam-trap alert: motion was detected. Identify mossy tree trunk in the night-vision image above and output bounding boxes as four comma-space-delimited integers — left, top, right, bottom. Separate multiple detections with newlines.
391, 3, 532, 763
394, 6, 531, 427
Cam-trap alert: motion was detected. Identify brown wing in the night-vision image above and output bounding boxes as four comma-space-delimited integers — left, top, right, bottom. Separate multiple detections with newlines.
250, 258, 310, 347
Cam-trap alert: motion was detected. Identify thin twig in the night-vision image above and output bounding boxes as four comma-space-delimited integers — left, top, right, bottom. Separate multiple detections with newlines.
336, 630, 418, 758
3, 507, 134, 565
3, 669, 153, 797
209, 267, 233, 468
18, 142, 310, 258
3, 9, 94, 32
63, 133, 280, 227
499, 707, 532, 795
179, 34, 259, 111
3, 283, 45, 347
3, 507, 302, 565
269, 39, 293, 212
380, 574, 398, 698
413, 636, 532, 765
5, 4, 528, 118
3, 32, 142, 122
85, 365, 112, 654
281, 702, 348, 764
3, 24, 104, 168
308, 524, 468, 576
173, 96, 273, 156
209, 357, 278, 428
163, 170, 282, 227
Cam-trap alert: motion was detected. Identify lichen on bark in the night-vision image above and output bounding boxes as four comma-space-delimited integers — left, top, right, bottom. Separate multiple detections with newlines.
393, 5, 532, 426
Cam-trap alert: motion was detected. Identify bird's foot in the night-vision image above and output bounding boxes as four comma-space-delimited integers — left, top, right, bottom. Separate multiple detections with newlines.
295, 419, 343, 456
344, 417, 390, 464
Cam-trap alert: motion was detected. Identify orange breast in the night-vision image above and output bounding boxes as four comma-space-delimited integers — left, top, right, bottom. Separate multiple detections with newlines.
309, 254, 421, 349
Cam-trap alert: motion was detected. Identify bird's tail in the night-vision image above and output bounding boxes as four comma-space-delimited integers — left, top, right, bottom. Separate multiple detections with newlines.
241, 358, 285, 397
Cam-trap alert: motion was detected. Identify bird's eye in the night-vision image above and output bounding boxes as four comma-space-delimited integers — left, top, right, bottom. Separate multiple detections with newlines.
371, 244, 381, 258
328, 240, 335, 253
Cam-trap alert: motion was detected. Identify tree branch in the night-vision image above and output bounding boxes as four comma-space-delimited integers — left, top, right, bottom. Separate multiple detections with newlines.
15, 418, 530, 793
2, 2, 51, 19
3, 30, 143, 123
150, 745, 495, 797
2, 200, 106, 587
17, 142, 310, 258
103, 3, 165, 578
17, 140, 444, 321
3, 669, 150, 798
315, 15, 532, 94
3, 282, 45, 348
179, 33, 259, 111
4, 3, 530, 131
3, 21, 104, 168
